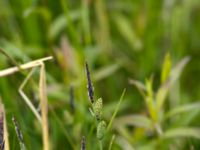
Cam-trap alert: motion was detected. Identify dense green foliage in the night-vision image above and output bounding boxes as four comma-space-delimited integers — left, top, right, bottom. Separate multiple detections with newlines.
0, 0, 200, 149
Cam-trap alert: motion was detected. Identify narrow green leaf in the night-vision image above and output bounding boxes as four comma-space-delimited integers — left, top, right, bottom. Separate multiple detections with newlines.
94, 63, 121, 81
129, 79, 146, 98
116, 136, 135, 150
163, 127, 200, 139
156, 56, 190, 111
170, 56, 190, 84
108, 134, 115, 150
23, 7, 51, 21
113, 115, 152, 129
107, 89, 126, 132
145, 78, 157, 121
81, 0, 91, 44
49, 11, 80, 40
165, 102, 200, 119
161, 52, 171, 83
113, 14, 142, 51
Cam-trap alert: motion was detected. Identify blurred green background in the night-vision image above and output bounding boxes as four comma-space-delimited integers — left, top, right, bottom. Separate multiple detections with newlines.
0, 0, 200, 149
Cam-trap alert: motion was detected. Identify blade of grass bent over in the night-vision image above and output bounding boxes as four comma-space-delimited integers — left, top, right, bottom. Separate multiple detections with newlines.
107, 89, 126, 132
0, 56, 53, 77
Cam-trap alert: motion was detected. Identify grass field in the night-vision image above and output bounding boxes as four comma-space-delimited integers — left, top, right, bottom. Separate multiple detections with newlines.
0, 0, 200, 149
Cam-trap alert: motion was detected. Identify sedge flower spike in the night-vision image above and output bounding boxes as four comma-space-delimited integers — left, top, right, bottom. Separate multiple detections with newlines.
97, 121, 106, 140
69, 86, 75, 113
93, 98, 103, 121
85, 62, 94, 103
81, 136, 86, 150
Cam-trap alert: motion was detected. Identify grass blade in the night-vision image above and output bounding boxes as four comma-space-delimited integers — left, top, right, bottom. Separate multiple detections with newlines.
161, 52, 171, 84
129, 79, 146, 98
107, 89, 126, 132
108, 134, 115, 150
163, 127, 200, 139
156, 56, 190, 111
114, 115, 152, 129
165, 102, 200, 119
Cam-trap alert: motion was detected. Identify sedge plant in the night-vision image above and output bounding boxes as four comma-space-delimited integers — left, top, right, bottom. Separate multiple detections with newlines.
85, 62, 126, 150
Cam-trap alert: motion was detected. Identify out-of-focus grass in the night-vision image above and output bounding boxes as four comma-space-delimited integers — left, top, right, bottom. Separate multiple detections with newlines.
0, 0, 200, 149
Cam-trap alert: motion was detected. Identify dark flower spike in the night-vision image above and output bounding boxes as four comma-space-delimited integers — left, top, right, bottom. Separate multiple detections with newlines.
85, 62, 94, 103
81, 136, 86, 150
69, 86, 75, 113
12, 116, 26, 150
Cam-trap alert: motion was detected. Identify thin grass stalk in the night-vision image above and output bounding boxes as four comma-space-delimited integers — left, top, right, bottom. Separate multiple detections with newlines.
107, 89, 126, 132
50, 107, 75, 149
60, 0, 80, 50
108, 134, 115, 150
81, 0, 91, 44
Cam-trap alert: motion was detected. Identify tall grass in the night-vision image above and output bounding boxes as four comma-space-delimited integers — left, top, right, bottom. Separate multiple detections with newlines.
0, 0, 200, 149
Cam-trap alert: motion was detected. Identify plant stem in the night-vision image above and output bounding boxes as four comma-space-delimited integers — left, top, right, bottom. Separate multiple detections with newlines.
99, 140, 103, 150
107, 89, 126, 132
108, 134, 115, 150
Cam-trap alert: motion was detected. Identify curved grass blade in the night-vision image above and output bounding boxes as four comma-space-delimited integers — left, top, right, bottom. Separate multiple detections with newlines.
163, 127, 200, 139
129, 79, 146, 98
114, 115, 152, 129
165, 102, 200, 119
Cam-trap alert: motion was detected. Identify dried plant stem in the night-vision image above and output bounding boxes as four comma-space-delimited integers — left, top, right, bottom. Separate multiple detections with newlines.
0, 57, 52, 150
19, 68, 42, 123
0, 56, 53, 77
3, 106, 9, 150
39, 63, 49, 150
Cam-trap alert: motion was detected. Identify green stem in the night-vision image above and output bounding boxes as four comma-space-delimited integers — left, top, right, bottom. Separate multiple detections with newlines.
108, 134, 115, 150
99, 140, 103, 150
107, 89, 126, 132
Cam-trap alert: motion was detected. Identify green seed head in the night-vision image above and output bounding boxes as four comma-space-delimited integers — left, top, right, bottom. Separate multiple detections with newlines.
97, 120, 106, 140
93, 98, 103, 121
